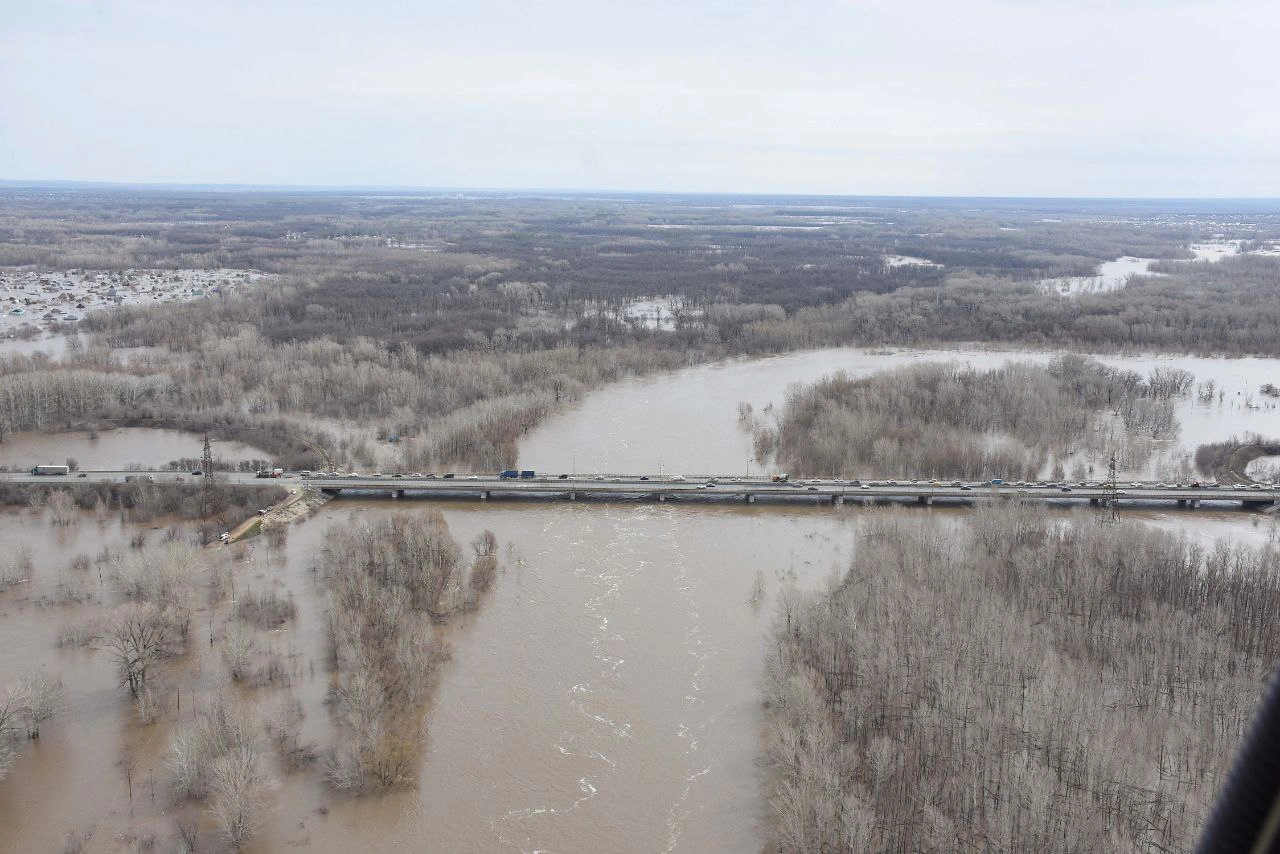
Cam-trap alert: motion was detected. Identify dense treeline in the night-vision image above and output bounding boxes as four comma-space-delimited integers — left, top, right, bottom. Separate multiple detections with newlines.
18, 188, 1270, 360
1194, 434, 1280, 481
0, 329, 696, 470
4, 189, 1212, 329
764, 505, 1279, 852
737, 254, 1280, 357
321, 513, 498, 789
769, 356, 1189, 480
0, 481, 284, 538
6, 190, 1280, 478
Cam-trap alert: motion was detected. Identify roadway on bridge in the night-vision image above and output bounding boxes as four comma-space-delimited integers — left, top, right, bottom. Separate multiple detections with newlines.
2, 470, 1277, 508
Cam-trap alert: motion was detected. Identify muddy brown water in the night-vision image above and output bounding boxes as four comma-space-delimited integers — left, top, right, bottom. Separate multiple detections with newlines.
0, 348, 1277, 853
0, 429, 272, 473
518, 346, 1280, 478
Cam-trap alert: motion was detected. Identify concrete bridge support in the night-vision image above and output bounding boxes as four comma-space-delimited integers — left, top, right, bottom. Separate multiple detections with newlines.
832, 495, 844, 507
745, 494, 755, 504
917, 495, 932, 506
480, 490, 489, 501
658, 493, 667, 503
568, 492, 577, 501
395, 489, 405, 500
1089, 498, 1099, 507
321, 488, 342, 498
1177, 498, 1186, 508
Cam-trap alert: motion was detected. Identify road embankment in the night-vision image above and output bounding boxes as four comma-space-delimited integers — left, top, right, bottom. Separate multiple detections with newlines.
224, 487, 330, 543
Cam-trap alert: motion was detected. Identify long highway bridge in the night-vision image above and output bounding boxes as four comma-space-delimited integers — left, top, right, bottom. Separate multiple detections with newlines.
3, 470, 1278, 512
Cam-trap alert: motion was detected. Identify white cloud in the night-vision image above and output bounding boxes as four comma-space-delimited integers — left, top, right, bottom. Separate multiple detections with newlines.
2, 0, 1278, 194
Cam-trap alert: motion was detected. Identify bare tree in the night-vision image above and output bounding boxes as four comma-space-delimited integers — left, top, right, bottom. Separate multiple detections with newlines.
0, 546, 33, 592
169, 696, 272, 849
46, 490, 78, 526
0, 669, 64, 779
103, 603, 177, 697
208, 748, 270, 849
221, 619, 255, 682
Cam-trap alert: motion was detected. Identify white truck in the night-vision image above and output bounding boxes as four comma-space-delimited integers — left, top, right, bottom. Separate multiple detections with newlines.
31, 465, 71, 476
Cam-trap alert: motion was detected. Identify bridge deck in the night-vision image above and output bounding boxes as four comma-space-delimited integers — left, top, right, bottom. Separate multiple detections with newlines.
4, 471, 1275, 510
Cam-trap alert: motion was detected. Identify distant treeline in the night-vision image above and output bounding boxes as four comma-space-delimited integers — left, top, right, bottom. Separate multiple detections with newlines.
5, 190, 1280, 476
14, 187, 1268, 359
740, 255, 1280, 357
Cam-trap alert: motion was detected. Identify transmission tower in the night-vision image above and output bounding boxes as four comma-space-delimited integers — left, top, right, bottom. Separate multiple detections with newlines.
1097, 452, 1120, 525
200, 433, 216, 517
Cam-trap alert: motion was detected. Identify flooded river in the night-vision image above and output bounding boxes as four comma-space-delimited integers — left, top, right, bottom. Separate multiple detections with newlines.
0, 347, 1278, 853
520, 346, 1280, 479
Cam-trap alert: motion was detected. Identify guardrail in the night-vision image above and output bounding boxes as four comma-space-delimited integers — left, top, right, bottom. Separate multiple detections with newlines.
2, 471, 1276, 510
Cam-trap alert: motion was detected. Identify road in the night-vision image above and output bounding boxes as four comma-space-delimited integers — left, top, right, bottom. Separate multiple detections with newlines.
4, 470, 1277, 510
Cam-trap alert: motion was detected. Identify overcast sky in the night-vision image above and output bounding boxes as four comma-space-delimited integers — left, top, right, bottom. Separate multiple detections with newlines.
2, 0, 1278, 196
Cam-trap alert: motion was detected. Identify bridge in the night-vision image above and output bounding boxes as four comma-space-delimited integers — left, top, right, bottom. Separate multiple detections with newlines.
4, 470, 1277, 512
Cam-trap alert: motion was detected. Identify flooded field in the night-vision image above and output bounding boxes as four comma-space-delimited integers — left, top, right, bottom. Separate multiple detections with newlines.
0, 429, 273, 472
1, 348, 1278, 852
0, 333, 70, 359
0, 269, 273, 340
1041, 256, 1163, 295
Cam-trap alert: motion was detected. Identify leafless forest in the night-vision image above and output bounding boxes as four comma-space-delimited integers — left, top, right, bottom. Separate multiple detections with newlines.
764, 505, 1280, 853
322, 512, 497, 790
3, 191, 1280, 475
765, 356, 1193, 480
2, 189, 1279, 851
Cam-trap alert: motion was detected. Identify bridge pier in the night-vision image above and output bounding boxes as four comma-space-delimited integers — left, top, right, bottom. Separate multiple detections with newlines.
1177, 498, 1186, 508
395, 489, 405, 500
917, 495, 932, 506
568, 492, 577, 501
1089, 498, 1099, 507
745, 494, 755, 504
321, 488, 341, 497
480, 490, 489, 501
832, 495, 844, 507
1190, 499, 1199, 509
659, 493, 667, 503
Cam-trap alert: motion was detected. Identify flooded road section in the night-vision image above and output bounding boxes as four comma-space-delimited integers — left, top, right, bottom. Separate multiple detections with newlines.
0, 428, 272, 472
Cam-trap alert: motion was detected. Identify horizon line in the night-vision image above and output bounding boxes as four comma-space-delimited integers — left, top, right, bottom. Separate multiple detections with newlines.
3, 177, 1280, 204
